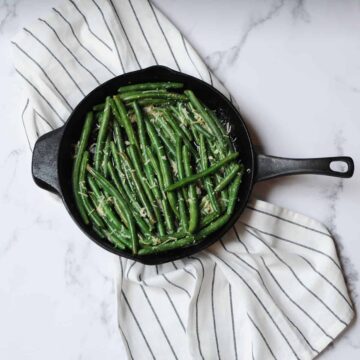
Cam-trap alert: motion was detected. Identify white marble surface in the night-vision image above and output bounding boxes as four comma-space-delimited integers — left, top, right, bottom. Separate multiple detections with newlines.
0, 0, 359, 359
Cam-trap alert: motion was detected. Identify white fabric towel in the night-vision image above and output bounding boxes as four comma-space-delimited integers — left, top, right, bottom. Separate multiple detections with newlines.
12, 0, 354, 359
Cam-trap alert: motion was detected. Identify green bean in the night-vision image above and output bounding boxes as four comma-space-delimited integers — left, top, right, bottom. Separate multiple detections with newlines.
199, 134, 220, 214
205, 106, 233, 150
94, 97, 111, 170
107, 162, 152, 236
180, 103, 201, 143
89, 191, 131, 249
161, 109, 197, 156
214, 164, 243, 193
113, 121, 126, 153
134, 106, 165, 213
183, 144, 199, 233
185, 90, 226, 149
107, 162, 127, 198
175, 136, 188, 203
169, 104, 193, 142
92, 224, 105, 238
149, 113, 177, 144
156, 127, 176, 159
196, 213, 231, 239
199, 212, 220, 228
120, 89, 167, 98
78, 151, 105, 228
119, 151, 155, 224
120, 91, 187, 102
138, 235, 196, 255
118, 82, 183, 92
226, 174, 242, 215
133, 102, 147, 153
178, 192, 188, 231
93, 103, 105, 112
127, 145, 165, 235
113, 95, 139, 150
103, 229, 126, 250
127, 99, 173, 107
101, 134, 111, 178
193, 123, 214, 139
196, 175, 240, 239
166, 152, 239, 191
87, 176, 129, 234
73, 111, 94, 224
87, 165, 138, 254
134, 108, 165, 204
145, 146, 175, 233
110, 142, 139, 207
175, 103, 199, 142
162, 198, 175, 234
146, 121, 179, 218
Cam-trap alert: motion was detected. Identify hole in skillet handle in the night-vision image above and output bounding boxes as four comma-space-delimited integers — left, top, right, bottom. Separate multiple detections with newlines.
57, 66, 255, 265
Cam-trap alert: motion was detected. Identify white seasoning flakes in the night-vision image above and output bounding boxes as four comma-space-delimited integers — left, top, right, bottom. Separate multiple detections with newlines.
125, 141, 131, 146
170, 160, 178, 175
226, 122, 232, 134
162, 156, 167, 161
140, 208, 147, 217
129, 114, 136, 123
196, 186, 202, 195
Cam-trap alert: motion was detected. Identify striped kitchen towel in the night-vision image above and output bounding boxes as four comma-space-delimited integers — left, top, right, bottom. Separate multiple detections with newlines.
12, 0, 354, 359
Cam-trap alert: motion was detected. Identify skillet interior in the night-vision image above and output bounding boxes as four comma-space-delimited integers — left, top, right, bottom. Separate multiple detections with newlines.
58, 66, 254, 264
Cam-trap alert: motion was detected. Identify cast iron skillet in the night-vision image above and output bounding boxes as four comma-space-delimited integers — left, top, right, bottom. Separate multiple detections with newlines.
32, 65, 354, 265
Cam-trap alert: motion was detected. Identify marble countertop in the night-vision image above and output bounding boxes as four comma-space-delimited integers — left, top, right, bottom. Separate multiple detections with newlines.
1, 0, 359, 359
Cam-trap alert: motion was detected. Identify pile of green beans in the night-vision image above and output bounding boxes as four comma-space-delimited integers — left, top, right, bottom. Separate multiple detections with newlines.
72, 81, 244, 255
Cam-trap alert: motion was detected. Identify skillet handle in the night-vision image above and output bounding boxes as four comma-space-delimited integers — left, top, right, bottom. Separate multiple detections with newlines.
32, 127, 64, 195
255, 153, 354, 182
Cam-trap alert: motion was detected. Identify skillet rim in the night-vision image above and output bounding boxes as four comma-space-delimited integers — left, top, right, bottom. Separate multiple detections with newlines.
58, 65, 255, 264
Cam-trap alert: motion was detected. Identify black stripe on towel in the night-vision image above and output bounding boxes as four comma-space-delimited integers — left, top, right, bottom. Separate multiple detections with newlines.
241, 221, 341, 270
260, 256, 332, 343
220, 236, 319, 354
211, 253, 301, 359
38, 17, 101, 84
121, 290, 156, 360
12, 41, 73, 110
21, 99, 32, 150
147, 0, 181, 71
228, 285, 238, 360
245, 228, 348, 326
162, 274, 191, 298
189, 256, 206, 360
211, 264, 221, 359
140, 285, 179, 360
91, 0, 125, 73
68, 0, 112, 51
118, 259, 135, 360
247, 313, 278, 360
127, 0, 158, 64
108, 0, 142, 69
299, 255, 353, 310
53, 7, 116, 76
181, 34, 203, 80
15, 68, 64, 123
246, 205, 331, 238
23, 27, 85, 96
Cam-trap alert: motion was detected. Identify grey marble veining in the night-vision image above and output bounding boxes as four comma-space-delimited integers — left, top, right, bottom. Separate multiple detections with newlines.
0, 0, 18, 33
1, 0, 360, 359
